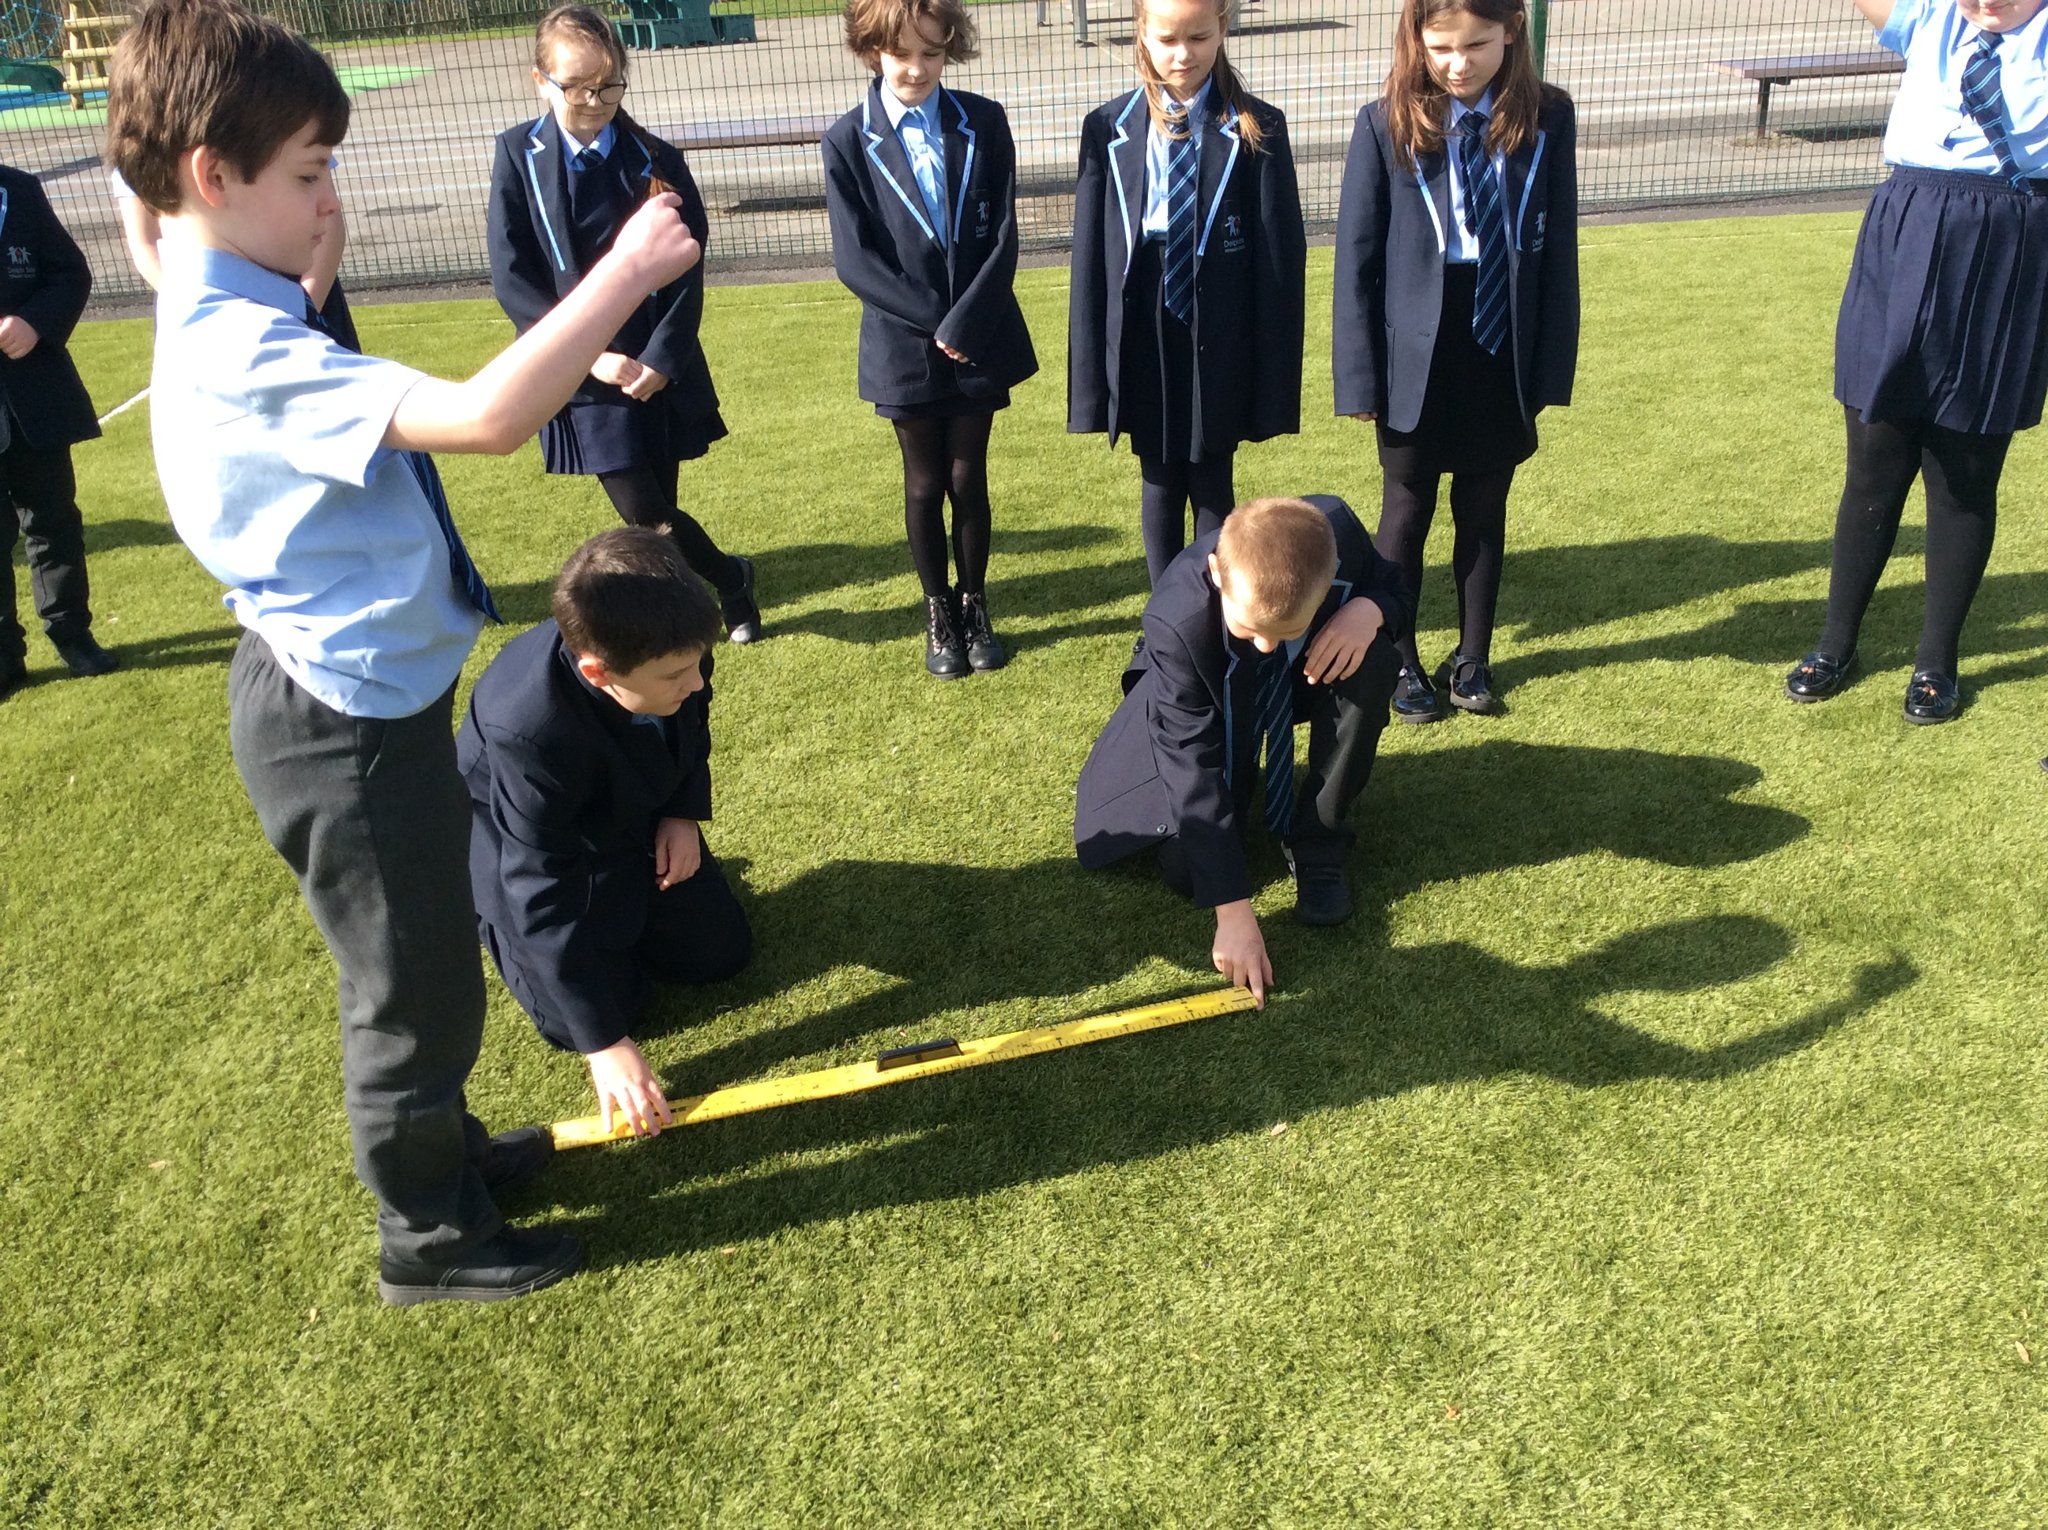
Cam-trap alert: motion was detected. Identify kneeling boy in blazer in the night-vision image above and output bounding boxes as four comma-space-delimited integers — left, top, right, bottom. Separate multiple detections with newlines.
1073, 495, 1410, 1002
459, 528, 752, 1138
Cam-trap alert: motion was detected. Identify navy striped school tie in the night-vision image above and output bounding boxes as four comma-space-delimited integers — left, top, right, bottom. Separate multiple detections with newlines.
1461, 113, 1510, 356
1960, 32, 2026, 187
1162, 107, 1199, 324
1255, 648, 1294, 838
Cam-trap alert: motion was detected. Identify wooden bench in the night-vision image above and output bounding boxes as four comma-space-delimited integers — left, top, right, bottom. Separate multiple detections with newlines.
661, 113, 837, 152
1708, 52, 1905, 138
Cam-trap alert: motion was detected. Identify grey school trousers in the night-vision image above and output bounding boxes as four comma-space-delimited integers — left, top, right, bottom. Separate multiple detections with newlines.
227, 631, 501, 1265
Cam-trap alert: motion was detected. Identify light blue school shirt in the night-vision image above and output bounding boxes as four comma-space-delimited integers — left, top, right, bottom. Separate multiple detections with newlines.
562, 120, 617, 173
1444, 89, 1503, 265
1880, 0, 2048, 177
1143, 76, 1214, 237
881, 85, 949, 245
151, 245, 484, 719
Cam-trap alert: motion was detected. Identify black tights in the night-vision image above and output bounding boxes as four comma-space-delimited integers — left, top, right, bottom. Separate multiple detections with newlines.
596, 461, 741, 597
893, 412, 994, 599
1139, 452, 1235, 584
1375, 468, 1514, 668
1819, 409, 2011, 675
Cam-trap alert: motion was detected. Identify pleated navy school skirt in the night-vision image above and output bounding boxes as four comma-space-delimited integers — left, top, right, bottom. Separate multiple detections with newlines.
1119, 240, 1215, 464
1836, 165, 2048, 436
540, 394, 727, 477
1376, 262, 1535, 479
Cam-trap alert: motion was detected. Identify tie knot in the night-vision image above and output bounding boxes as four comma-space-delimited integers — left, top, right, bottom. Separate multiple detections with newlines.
575, 145, 603, 171
1979, 29, 2003, 52
1463, 111, 1489, 141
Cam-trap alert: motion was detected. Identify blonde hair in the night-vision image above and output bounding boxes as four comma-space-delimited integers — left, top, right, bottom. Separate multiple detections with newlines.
1131, 0, 1265, 152
533, 3, 628, 80
1213, 498, 1337, 625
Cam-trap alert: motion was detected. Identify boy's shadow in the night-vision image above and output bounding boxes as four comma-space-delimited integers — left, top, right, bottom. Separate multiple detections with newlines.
535, 741, 1901, 1257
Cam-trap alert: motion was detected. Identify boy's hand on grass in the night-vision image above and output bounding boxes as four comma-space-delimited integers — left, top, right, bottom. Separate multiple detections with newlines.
1348, 411, 1375, 424
590, 351, 644, 390
653, 817, 702, 890
1303, 597, 1385, 685
1212, 900, 1271, 1007
621, 362, 669, 401
608, 192, 701, 291
588, 1037, 673, 1138
0, 316, 40, 359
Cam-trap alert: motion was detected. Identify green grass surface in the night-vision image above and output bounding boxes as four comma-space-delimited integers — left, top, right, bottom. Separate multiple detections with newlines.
3, 214, 2045, 1525
0, 65, 430, 129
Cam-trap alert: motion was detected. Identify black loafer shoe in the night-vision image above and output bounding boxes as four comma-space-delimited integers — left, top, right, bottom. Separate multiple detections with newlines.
479, 1125, 554, 1195
0, 655, 25, 700
1391, 664, 1442, 724
720, 555, 762, 645
378, 1224, 585, 1307
1436, 650, 1498, 714
924, 594, 969, 679
1292, 861, 1353, 926
1785, 649, 1855, 702
53, 634, 118, 678
1903, 669, 1960, 725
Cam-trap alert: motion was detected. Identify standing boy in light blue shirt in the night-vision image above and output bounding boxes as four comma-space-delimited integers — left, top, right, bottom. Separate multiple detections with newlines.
106, 0, 704, 1305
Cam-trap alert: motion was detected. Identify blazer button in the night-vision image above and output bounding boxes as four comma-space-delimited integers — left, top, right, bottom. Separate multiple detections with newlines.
1156, 824, 1170, 835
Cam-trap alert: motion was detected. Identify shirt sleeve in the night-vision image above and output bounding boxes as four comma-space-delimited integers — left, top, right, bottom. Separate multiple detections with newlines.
1879, 0, 1933, 57
237, 311, 427, 489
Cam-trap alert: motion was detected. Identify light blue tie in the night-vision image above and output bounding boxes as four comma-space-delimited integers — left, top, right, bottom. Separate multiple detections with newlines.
1960, 32, 2026, 187
906, 103, 947, 244
1162, 108, 1198, 324
1462, 113, 1510, 356
1254, 648, 1294, 838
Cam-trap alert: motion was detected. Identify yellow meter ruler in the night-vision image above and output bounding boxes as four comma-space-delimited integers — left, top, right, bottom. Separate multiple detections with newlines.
551, 985, 1261, 1150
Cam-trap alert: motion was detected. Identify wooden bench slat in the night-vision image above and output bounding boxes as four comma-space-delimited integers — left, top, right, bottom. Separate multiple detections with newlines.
1709, 53, 1906, 83
663, 113, 838, 150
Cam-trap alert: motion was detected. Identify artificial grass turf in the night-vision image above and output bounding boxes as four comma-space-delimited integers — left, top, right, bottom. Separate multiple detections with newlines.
2, 212, 2044, 1525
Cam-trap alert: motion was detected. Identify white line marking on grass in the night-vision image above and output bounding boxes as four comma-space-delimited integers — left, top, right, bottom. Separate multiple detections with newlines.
97, 389, 149, 425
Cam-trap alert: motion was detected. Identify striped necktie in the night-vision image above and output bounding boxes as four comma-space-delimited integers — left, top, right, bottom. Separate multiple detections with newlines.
1960, 32, 2026, 187
905, 103, 948, 244
1254, 647, 1295, 838
1162, 106, 1199, 324
1461, 112, 1510, 356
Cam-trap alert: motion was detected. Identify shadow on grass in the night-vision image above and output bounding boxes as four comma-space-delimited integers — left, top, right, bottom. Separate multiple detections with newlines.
1487, 532, 2048, 699
79, 517, 180, 555
98, 623, 241, 673
538, 741, 1905, 1260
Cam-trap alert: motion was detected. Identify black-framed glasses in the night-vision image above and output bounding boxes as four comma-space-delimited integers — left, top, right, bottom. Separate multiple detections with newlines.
542, 72, 628, 106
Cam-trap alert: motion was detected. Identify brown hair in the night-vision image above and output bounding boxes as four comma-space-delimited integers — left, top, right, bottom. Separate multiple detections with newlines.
105, 0, 350, 214
842, 0, 979, 68
1132, 0, 1264, 153
1212, 498, 1337, 627
533, 3, 629, 81
554, 528, 722, 672
1382, 0, 1553, 168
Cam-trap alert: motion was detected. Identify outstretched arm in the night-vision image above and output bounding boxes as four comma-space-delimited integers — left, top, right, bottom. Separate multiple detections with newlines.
1853, 0, 1893, 30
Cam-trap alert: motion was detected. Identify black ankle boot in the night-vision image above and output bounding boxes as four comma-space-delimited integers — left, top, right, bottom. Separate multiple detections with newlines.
957, 590, 1007, 672
925, 593, 969, 679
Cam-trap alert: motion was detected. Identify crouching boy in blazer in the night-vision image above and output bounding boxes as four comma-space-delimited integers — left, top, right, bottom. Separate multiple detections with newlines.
1073, 496, 1410, 1001
459, 528, 752, 1137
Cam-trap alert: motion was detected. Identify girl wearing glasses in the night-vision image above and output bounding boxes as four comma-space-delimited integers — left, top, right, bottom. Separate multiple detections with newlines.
487, 3, 765, 642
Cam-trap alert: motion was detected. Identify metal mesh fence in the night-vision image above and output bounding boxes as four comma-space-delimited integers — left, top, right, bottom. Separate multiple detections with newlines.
4, 0, 1903, 306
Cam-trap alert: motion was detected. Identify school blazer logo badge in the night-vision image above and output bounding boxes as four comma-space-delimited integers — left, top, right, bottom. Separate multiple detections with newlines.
1222, 211, 1245, 254
5, 244, 34, 278
975, 197, 991, 240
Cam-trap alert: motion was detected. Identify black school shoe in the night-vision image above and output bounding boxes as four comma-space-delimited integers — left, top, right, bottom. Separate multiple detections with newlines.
0, 653, 25, 700
1289, 855, 1354, 926
479, 1125, 554, 1195
53, 634, 118, 678
924, 594, 969, 679
721, 555, 763, 645
378, 1224, 585, 1307
1903, 669, 1960, 725
1785, 649, 1855, 702
957, 590, 1007, 672
1436, 650, 1498, 714
1391, 664, 1442, 724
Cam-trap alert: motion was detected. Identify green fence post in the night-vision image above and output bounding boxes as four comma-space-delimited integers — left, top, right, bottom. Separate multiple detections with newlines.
1530, 0, 1548, 76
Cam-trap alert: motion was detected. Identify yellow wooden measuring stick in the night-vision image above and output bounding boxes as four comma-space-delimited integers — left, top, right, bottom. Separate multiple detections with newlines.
550, 985, 1261, 1150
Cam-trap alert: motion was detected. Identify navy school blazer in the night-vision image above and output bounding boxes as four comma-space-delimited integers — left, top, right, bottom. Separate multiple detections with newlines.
1072, 495, 1412, 909
1067, 87, 1307, 452
486, 111, 721, 432
1331, 91, 1579, 431
821, 82, 1037, 406
0, 165, 98, 451
457, 619, 717, 1056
